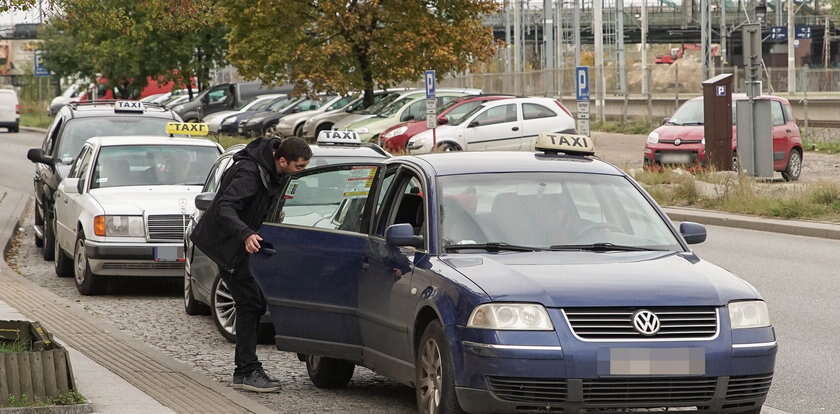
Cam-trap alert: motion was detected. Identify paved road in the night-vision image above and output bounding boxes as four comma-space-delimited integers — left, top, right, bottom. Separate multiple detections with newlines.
0, 129, 43, 193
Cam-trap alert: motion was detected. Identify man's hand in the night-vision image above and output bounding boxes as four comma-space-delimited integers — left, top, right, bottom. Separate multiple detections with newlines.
245, 234, 263, 254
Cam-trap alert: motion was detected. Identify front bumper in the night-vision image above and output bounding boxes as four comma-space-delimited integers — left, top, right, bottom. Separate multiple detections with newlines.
274, 124, 295, 137
86, 240, 185, 277
644, 143, 706, 165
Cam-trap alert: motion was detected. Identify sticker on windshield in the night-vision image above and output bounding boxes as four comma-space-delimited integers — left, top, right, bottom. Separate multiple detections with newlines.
96, 178, 108, 183
343, 190, 369, 197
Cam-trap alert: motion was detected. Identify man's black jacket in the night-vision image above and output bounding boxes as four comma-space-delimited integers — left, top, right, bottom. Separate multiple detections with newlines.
190, 138, 285, 273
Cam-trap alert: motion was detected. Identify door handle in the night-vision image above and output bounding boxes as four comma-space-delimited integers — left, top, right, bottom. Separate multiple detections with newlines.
258, 241, 276, 256
361, 257, 370, 270
785, 129, 792, 133
512, 127, 520, 131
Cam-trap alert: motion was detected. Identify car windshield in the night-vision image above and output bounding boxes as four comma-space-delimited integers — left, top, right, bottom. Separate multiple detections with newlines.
438, 172, 682, 251
267, 97, 294, 111
242, 97, 276, 112
443, 100, 486, 125
90, 145, 219, 189
668, 100, 704, 125
55, 117, 173, 164
378, 96, 413, 117
356, 93, 401, 115
451, 103, 487, 126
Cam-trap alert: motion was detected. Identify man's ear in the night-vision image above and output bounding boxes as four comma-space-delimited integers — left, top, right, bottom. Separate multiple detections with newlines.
276, 156, 288, 169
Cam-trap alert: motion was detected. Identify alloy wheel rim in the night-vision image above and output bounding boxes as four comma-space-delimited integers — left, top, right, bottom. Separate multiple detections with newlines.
791, 151, 802, 176
74, 239, 86, 285
418, 338, 443, 414
307, 355, 320, 371
214, 278, 236, 335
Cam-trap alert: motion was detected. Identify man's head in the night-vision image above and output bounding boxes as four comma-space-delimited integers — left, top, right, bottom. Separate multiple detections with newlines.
273, 137, 312, 174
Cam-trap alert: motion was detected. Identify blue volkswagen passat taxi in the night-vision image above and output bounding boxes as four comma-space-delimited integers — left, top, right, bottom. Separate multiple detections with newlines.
249, 133, 776, 414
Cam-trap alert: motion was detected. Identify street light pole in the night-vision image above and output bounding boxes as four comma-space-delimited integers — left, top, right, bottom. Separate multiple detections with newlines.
641, 0, 648, 95
594, 0, 605, 122
787, 0, 795, 94
544, 0, 555, 95
574, 0, 581, 67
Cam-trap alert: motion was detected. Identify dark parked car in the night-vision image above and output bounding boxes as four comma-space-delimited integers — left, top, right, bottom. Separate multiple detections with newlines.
173, 82, 292, 123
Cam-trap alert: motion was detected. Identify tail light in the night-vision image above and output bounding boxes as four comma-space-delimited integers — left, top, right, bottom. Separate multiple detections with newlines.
94, 216, 106, 236
554, 100, 573, 118
15, 104, 20, 114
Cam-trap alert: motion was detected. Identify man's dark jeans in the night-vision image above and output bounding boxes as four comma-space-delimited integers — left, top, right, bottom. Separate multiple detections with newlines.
222, 259, 267, 377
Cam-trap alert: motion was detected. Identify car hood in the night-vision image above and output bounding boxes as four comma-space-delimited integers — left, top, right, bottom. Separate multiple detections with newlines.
245, 111, 284, 125
90, 186, 202, 215
333, 114, 375, 129
348, 116, 394, 132
203, 110, 236, 123
654, 125, 705, 140
443, 251, 760, 307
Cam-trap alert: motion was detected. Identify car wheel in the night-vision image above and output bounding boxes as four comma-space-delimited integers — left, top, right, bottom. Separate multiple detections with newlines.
294, 123, 304, 138
781, 148, 802, 182
436, 142, 462, 152
211, 275, 237, 343
74, 234, 103, 295
184, 264, 210, 315
315, 123, 333, 136
263, 121, 279, 138
305, 355, 355, 389
34, 206, 44, 248
732, 153, 740, 173
42, 211, 55, 261
415, 321, 463, 414
54, 235, 73, 278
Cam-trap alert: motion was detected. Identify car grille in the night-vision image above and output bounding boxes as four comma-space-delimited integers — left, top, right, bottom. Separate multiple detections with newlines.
726, 373, 773, 401
563, 307, 718, 340
487, 376, 568, 404
582, 377, 717, 404
102, 262, 183, 270
146, 215, 188, 241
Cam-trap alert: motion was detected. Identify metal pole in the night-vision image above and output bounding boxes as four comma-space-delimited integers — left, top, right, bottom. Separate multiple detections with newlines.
824, 16, 829, 70
505, 0, 512, 72
514, 0, 522, 95
701, 0, 709, 79
616, 0, 626, 98
787, 0, 795, 94
721, 0, 727, 66
574, 0, 581, 67
641, 0, 648, 95
594, 0, 605, 122
545, 0, 555, 95
775, 0, 782, 27
556, 0, 564, 98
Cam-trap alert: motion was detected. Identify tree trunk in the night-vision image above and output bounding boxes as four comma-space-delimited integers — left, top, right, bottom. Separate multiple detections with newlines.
355, 46, 375, 107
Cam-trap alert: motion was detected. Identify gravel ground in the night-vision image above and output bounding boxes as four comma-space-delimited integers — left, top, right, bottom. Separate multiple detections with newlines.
6, 206, 417, 414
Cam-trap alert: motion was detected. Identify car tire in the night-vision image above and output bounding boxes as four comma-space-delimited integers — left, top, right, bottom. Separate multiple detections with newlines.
415, 320, 463, 414
781, 148, 802, 182
34, 206, 44, 248
10, 125, 19, 133
42, 211, 55, 261
305, 355, 355, 389
73, 234, 103, 295
294, 123, 304, 138
315, 123, 333, 136
211, 275, 237, 343
436, 142, 462, 152
184, 264, 210, 316
54, 235, 73, 278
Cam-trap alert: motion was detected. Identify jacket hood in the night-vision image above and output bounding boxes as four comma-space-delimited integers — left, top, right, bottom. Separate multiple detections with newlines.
234, 137, 281, 184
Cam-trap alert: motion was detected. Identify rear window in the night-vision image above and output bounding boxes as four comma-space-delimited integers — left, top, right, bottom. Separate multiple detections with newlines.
55, 117, 173, 164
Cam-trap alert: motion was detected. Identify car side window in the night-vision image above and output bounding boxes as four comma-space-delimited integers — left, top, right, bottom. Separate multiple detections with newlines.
782, 104, 796, 124
383, 171, 426, 243
523, 103, 557, 120
770, 101, 785, 126
327, 96, 355, 111
68, 146, 90, 178
268, 165, 380, 234
373, 166, 401, 236
204, 157, 231, 193
471, 104, 518, 127
402, 100, 426, 122
75, 148, 95, 191
43, 116, 64, 154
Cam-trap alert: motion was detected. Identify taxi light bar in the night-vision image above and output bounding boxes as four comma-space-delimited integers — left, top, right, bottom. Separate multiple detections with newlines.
536, 132, 595, 156
317, 130, 361, 145
114, 101, 145, 113
94, 216, 106, 236
166, 122, 209, 136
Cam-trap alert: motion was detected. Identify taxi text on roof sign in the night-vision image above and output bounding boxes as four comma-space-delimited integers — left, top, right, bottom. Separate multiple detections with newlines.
166, 122, 210, 136
536, 132, 595, 155
317, 130, 361, 145
115, 101, 144, 113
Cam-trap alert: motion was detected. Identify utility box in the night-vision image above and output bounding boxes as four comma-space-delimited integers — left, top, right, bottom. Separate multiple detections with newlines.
701, 74, 734, 171
736, 99, 774, 178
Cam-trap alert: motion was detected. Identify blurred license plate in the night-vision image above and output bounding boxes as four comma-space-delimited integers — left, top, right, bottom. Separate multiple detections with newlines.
609, 348, 705, 376
660, 153, 692, 164
154, 246, 183, 262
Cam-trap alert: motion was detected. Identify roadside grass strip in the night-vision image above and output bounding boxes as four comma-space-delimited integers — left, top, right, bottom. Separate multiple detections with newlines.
3, 391, 86, 408
0, 339, 29, 353
19, 101, 52, 129
592, 120, 657, 135
631, 168, 840, 222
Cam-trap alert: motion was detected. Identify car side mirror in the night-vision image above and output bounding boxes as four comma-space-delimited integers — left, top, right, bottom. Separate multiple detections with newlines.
27, 148, 54, 166
679, 222, 707, 244
62, 177, 80, 194
468, 120, 480, 128
437, 117, 449, 125
385, 223, 424, 248
194, 192, 216, 211
662, 117, 670, 125
402, 114, 415, 122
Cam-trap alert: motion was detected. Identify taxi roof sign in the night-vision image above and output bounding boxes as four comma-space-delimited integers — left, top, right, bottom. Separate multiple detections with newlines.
114, 100, 145, 113
536, 132, 595, 156
166, 122, 209, 136
317, 130, 361, 145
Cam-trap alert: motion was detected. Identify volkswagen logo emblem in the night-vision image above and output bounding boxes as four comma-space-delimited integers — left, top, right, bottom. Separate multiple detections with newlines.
632, 310, 661, 336
674, 138, 682, 146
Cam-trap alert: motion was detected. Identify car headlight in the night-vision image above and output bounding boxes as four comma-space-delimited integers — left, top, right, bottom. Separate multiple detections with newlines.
355, 127, 369, 134
467, 303, 554, 331
647, 131, 660, 144
383, 126, 408, 139
729, 301, 770, 329
701, 137, 706, 145
94, 215, 145, 237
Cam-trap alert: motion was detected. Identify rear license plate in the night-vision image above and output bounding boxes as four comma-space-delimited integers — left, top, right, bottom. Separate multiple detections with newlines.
154, 246, 184, 262
660, 153, 692, 164
609, 348, 705, 376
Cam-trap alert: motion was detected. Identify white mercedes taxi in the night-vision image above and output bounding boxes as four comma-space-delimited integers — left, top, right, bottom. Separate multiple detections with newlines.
53, 128, 222, 295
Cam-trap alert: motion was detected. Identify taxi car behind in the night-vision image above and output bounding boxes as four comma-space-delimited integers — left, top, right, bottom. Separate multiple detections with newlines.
248, 134, 776, 413
52, 132, 222, 295
183, 131, 390, 342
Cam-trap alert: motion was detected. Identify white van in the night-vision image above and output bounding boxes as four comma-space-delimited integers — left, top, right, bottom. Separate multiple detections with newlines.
0, 89, 19, 132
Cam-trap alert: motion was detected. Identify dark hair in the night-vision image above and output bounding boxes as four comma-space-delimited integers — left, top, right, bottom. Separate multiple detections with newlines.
274, 137, 312, 161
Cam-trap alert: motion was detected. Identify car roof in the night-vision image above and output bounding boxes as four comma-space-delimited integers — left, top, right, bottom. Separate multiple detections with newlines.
63, 101, 178, 119
86, 136, 222, 148
220, 143, 389, 159
412, 151, 623, 176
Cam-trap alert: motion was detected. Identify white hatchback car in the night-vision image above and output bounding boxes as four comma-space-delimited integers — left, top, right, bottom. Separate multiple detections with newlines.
52, 136, 222, 295
406, 97, 576, 153
0, 88, 19, 132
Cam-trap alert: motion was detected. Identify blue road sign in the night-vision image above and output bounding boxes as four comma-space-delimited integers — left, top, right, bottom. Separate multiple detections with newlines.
795, 25, 812, 39
34, 51, 49, 77
424, 70, 436, 99
575, 66, 589, 101
769, 26, 787, 41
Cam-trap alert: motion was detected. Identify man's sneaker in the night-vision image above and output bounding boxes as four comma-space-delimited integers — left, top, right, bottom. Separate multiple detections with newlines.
257, 368, 280, 383
232, 369, 281, 393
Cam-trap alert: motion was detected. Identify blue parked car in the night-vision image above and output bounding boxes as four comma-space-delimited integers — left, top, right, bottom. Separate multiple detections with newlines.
250, 134, 776, 414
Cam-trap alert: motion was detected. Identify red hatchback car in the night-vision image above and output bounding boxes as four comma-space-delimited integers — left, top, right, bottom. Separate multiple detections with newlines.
644, 94, 803, 181
381, 95, 513, 152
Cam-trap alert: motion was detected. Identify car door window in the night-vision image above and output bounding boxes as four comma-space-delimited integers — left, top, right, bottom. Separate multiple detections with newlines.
523, 103, 557, 120
383, 172, 426, 243
68, 146, 90, 178
770, 101, 785, 126
75, 148, 95, 192
373, 166, 401, 236
402, 100, 426, 122
471, 104, 518, 127
43, 117, 64, 154
203, 157, 231, 193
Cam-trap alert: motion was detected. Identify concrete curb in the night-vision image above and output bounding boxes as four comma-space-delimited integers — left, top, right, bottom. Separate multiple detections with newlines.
665, 206, 840, 240
20, 127, 48, 134
0, 404, 93, 414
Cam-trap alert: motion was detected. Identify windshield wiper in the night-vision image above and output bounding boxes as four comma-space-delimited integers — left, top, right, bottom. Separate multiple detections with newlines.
549, 243, 663, 252
680, 121, 704, 125
445, 242, 542, 252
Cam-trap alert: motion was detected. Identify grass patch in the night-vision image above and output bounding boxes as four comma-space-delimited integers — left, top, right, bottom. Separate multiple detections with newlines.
591, 120, 655, 135
4, 391, 86, 408
803, 138, 840, 154
205, 134, 251, 149
0, 339, 29, 353
19, 101, 52, 129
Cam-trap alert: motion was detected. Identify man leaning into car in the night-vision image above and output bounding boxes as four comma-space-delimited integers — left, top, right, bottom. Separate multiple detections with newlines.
190, 136, 311, 392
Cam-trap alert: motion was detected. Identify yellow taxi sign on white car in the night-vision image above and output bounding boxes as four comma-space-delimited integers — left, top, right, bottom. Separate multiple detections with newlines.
166, 122, 210, 136
317, 130, 361, 145
536, 132, 595, 156
114, 100, 144, 113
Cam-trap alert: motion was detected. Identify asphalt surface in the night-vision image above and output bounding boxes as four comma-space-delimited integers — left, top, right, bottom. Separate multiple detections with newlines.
0, 129, 43, 193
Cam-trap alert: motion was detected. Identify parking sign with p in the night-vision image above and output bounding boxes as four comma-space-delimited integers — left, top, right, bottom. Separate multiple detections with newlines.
575, 66, 590, 101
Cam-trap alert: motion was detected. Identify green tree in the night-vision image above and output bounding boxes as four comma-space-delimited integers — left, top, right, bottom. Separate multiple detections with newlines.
220, 0, 499, 105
